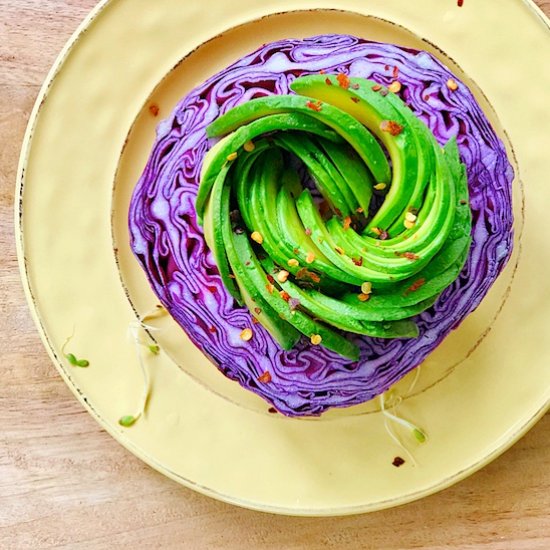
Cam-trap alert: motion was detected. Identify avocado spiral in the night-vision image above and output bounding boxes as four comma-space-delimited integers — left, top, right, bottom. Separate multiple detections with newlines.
197, 75, 472, 359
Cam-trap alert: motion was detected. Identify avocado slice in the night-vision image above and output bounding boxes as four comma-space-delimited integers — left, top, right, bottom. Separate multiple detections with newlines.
197, 76, 473, 359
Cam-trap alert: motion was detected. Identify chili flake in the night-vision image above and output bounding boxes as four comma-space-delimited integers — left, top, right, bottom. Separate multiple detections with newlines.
356, 207, 364, 214
149, 104, 160, 117
266, 283, 275, 294
305, 227, 312, 236
310, 334, 323, 345
254, 307, 262, 315
207, 286, 217, 294
336, 73, 350, 89
372, 84, 382, 92
252, 317, 260, 324
361, 282, 373, 295
460, 199, 468, 205
405, 278, 426, 295
343, 216, 352, 230
279, 290, 291, 302
325, 77, 333, 86
457, 0, 464, 6
388, 81, 402, 94
447, 78, 459, 91
258, 371, 272, 383
251, 231, 263, 244
268, 407, 278, 414
267, 274, 275, 284
306, 100, 323, 112
380, 120, 404, 136
288, 258, 300, 267
352, 256, 363, 267
379, 230, 389, 241
392, 66, 399, 78
351, 97, 360, 103
209, 326, 217, 333
306, 252, 315, 264
277, 270, 290, 283
240, 328, 253, 341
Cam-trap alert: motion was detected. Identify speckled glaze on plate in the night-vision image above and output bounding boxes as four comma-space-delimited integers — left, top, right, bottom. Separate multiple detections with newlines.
16, 0, 550, 515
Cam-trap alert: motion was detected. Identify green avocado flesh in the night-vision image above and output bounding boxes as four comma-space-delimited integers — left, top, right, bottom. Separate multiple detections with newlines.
197, 75, 472, 358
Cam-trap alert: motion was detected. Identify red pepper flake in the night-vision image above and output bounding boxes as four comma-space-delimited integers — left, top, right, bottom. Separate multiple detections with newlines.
392, 456, 405, 467
208, 326, 217, 333
380, 120, 404, 136
372, 84, 382, 92
252, 317, 260, 324
356, 207, 364, 214
228, 274, 236, 279
384, 65, 390, 71
254, 307, 261, 315
405, 278, 426, 295
343, 216, 352, 230
457, 0, 464, 6
306, 100, 323, 112
424, 94, 431, 101
245, 261, 251, 266
393, 66, 399, 78
325, 77, 333, 86
336, 73, 350, 89
351, 83, 360, 90
460, 199, 468, 205
296, 268, 320, 283
319, 69, 326, 74
268, 407, 278, 414
258, 371, 272, 384
351, 97, 360, 104
352, 256, 364, 266
293, 247, 300, 255
377, 230, 388, 241
267, 274, 275, 284
395, 251, 420, 261
305, 227, 312, 236
207, 286, 217, 293
279, 290, 291, 302
148, 103, 160, 117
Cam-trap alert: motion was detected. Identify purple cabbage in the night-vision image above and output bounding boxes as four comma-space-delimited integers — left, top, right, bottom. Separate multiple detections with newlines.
129, 35, 514, 417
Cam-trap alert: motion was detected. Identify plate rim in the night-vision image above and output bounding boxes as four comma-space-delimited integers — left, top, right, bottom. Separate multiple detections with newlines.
15, 0, 550, 516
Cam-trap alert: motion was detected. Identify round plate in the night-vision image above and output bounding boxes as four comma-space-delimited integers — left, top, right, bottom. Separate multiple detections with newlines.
16, 0, 550, 515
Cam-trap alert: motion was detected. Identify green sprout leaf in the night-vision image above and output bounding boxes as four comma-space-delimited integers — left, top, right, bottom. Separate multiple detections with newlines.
413, 428, 427, 443
118, 415, 139, 427
148, 344, 160, 355
65, 353, 78, 366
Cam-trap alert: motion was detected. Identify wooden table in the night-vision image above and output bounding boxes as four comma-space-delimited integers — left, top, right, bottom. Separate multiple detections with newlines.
1, 1, 549, 548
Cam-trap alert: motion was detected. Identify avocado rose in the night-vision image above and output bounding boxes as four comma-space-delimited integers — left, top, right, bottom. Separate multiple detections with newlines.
129, 35, 513, 416
196, 75, 472, 360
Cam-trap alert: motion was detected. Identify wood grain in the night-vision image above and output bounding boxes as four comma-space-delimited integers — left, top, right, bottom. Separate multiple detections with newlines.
1, 1, 549, 548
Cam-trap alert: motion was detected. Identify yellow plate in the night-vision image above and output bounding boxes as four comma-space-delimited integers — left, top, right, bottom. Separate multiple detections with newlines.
16, 0, 550, 515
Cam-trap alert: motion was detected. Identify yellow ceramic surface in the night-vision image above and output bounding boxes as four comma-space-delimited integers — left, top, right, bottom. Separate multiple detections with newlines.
16, 0, 550, 515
